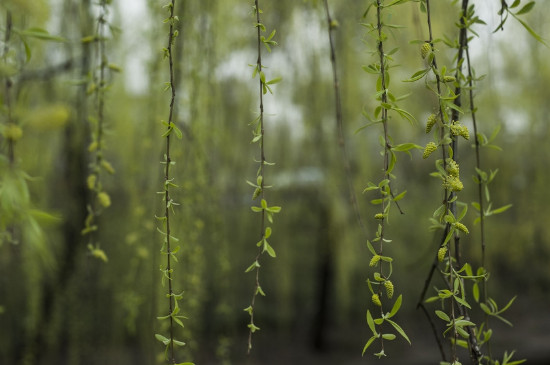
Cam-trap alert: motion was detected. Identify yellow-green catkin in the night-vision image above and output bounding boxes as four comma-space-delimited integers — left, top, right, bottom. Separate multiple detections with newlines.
372, 293, 382, 307
438, 247, 447, 262
450, 121, 469, 140
3, 124, 23, 141
421, 42, 431, 59
97, 191, 111, 208
101, 160, 116, 174
384, 280, 394, 299
446, 159, 459, 177
455, 222, 469, 234
443, 176, 463, 192
423, 142, 438, 159
426, 114, 437, 133
87, 174, 97, 190
459, 125, 469, 140
369, 255, 381, 267
374, 213, 384, 220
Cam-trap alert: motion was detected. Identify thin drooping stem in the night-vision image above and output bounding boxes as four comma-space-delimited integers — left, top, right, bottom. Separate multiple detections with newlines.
3, 11, 14, 165
465, 15, 493, 362
247, 0, 266, 354
425, 0, 457, 361
165, 0, 177, 362
374, 0, 391, 353
451, 3, 483, 364
83, 0, 109, 253
94, 1, 107, 184
419, 302, 447, 361
323, 0, 367, 237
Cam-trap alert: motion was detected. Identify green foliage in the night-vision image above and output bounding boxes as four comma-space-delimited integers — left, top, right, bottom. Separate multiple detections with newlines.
154, 1, 192, 364
245, 0, 282, 353
81, 0, 118, 261
360, 0, 415, 357
1, 0, 547, 364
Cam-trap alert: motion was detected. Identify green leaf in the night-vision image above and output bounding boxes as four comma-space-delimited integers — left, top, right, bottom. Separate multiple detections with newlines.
248, 323, 260, 333
382, 333, 396, 340
266, 76, 282, 85
267, 205, 281, 213
173, 339, 186, 347
366, 310, 377, 335
386, 319, 411, 344
480, 302, 492, 315
510, 12, 547, 45
155, 334, 171, 346
456, 326, 470, 339
393, 190, 407, 202
257, 285, 266, 296
173, 316, 184, 328
172, 124, 183, 139
388, 294, 402, 318
245, 260, 260, 273
366, 240, 377, 256
20, 27, 66, 42
454, 295, 471, 309
435, 310, 450, 322
263, 241, 276, 258
499, 296, 517, 313
455, 319, 476, 327
362, 335, 378, 356
403, 68, 429, 82
392, 143, 422, 152
472, 283, 480, 303
491, 204, 513, 215
515, 1, 535, 15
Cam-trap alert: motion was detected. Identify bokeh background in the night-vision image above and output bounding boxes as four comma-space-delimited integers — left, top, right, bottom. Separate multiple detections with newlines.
1, 0, 549, 364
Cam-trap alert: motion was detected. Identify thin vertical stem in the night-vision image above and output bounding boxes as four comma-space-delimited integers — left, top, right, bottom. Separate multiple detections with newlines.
425, 0, 456, 361
3, 11, 14, 165
247, 0, 266, 354
375, 0, 390, 353
465, 19, 492, 363
94, 1, 107, 181
323, 0, 367, 237
165, 1, 177, 362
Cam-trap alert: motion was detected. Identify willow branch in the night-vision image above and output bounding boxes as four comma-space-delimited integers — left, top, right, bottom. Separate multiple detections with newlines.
323, 0, 367, 237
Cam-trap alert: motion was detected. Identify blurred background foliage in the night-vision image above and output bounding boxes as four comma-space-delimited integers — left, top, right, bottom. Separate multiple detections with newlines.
1, 0, 549, 364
